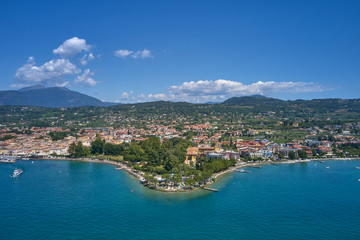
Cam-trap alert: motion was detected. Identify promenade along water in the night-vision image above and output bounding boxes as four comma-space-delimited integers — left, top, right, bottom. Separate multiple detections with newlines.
1, 159, 360, 240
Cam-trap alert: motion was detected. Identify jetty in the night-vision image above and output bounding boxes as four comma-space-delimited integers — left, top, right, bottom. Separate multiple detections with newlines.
202, 187, 218, 192
234, 169, 251, 173
249, 165, 262, 169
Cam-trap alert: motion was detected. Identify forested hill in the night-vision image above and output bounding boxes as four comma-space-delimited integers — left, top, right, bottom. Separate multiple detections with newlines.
222, 96, 360, 114
0, 96, 360, 128
0, 85, 114, 108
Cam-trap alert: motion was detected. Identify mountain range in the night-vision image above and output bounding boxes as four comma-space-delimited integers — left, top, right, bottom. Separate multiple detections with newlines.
0, 85, 114, 108
0, 86, 359, 112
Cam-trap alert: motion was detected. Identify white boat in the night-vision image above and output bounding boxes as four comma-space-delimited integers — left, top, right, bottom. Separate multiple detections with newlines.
12, 169, 23, 178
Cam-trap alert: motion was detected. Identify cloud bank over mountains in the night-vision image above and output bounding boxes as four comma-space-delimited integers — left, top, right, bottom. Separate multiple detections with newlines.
14, 37, 98, 88
118, 79, 329, 103
14, 57, 80, 88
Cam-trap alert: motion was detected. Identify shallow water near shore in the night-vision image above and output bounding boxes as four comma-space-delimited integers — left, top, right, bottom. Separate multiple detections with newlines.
1, 159, 360, 239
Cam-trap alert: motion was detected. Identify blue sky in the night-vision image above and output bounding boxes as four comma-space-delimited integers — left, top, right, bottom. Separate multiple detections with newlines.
0, 0, 359, 103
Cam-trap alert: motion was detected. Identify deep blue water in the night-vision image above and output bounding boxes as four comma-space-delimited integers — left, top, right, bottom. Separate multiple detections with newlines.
1, 159, 360, 240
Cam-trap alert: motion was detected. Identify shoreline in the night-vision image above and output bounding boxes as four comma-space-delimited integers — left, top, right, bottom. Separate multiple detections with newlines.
20, 156, 359, 193
32, 157, 144, 180
207, 157, 360, 189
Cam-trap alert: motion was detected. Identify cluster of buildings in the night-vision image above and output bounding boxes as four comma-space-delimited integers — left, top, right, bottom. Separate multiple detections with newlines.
184, 135, 360, 165
0, 120, 359, 161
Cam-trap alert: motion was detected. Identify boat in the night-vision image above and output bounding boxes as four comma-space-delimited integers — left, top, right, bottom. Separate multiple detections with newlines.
12, 169, 23, 178
0, 156, 17, 163
234, 169, 251, 173
355, 167, 360, 170
0, 159, 15, 163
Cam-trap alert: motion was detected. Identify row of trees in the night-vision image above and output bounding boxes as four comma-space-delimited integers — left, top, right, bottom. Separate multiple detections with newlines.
69, 136, 194, 173
90, 136, 193, 172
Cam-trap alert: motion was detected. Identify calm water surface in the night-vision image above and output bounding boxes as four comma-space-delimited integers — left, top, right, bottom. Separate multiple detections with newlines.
1, 159, 360, 240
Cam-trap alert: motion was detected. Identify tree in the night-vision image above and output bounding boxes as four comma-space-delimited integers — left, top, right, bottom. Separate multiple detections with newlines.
202, 170, 213, 183
68, 141, 89, 158
144, 174, 152, 184
298, 150, 307, 159
104, 143, 123, 155
163, 174, 171, 185
91, 137, 105, 154
194, 174, 204, 185
152, 177, 159, 186
288, 151, 296, 160
172, 174, 183, 186
184, 178, 196, 188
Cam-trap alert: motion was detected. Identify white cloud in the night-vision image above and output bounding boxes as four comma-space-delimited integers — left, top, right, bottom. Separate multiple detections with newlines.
114, 48, 153, 59
114, 50, 134, 58
141, 79, 329, 103
79, 53, 95, 65
147, 93, 168, 100
132, 49, 152, 59
74, 69, 97, 86
53, 37, 91, 57
115, 91, 135, 103
14, 57, 80, 86
10, 83, 31, 89
56, 81, 70, 87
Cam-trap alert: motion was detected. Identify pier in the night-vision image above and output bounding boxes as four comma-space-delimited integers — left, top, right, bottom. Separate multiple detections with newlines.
234, 169, 251, 173
249, 165, 262, 169
202, 187, 219, 192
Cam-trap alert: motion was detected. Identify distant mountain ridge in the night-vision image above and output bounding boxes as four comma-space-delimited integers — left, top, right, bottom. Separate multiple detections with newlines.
0, 86, 115, 108
0, 86, 359, 111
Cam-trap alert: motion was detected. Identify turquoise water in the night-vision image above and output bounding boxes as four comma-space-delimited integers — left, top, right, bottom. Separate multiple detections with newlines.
1, 160, 360, 240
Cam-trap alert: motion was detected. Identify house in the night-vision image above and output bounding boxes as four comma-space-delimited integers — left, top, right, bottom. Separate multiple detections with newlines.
221, 150, 239, 160
185, 147, 199, 165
